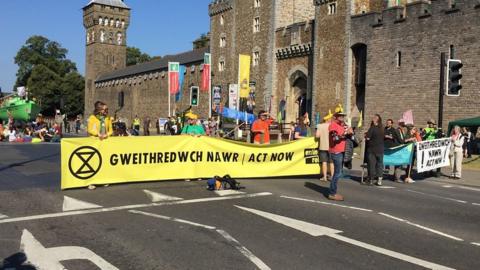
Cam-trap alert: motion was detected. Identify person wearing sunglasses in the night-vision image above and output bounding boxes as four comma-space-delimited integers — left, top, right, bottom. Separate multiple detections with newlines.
87, 100, 113, 140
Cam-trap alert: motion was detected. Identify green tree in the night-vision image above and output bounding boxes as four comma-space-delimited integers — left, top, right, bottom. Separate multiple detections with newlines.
126, 46, 153, 66
14, 35, 84, 116
193, 33, 210, 49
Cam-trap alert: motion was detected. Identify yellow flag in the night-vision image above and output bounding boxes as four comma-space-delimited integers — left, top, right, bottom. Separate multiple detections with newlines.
238, 55, 251, 98
358, 111, 363, 128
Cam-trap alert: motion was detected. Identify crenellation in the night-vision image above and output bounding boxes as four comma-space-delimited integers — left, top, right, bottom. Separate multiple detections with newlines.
208, 0, 233, 16
406, 1, 432, 19
381, 6, 405, 24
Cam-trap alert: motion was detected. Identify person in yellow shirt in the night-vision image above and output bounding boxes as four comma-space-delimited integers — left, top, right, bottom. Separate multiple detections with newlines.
87, 101, 113, 140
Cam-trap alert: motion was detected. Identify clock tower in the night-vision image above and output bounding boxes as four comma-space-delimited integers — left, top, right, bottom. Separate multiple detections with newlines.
83, 0, 130, 115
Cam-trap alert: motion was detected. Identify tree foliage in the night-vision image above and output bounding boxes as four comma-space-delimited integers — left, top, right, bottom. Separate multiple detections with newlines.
193, 33, 210, 50
14, 35, 84, 117
126, 46, 153, 66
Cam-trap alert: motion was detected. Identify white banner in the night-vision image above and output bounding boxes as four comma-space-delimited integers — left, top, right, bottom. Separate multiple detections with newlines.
229, 84, 238, 109
416, 138, 451, 173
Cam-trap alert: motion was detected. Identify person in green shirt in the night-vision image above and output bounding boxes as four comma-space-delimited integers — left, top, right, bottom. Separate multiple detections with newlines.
181, 113, 205, 136
424, 119, 438, 141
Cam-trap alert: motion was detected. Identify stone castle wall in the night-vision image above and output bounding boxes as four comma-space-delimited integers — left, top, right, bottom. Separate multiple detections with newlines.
351, 0, 480, 128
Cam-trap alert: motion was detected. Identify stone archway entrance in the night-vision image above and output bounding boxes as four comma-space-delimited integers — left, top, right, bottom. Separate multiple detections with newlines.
285, 69, 308, 123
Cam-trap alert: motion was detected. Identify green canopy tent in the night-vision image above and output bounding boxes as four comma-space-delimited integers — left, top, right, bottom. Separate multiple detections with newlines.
448, 116, 480, 135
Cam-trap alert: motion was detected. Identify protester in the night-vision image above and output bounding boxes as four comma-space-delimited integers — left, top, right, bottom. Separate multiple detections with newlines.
8, 126, 17, 142
384, 119, 405, 182
343, 127, 357, 170
75, 115, 82, 134
208, 117, 218, 137
87, 101, 113, 140
155, 117, 160, 135
303, 112, 310, 127
132, 115, 141, 136
289, 120, 297, 141
33, 114, 48, 141
0, 123, 5, 141
181, 113, 205, 136
251, 110, 274, 145
365, 114, 384, 186
450, 125, 464, 179
462, 127, 472, 158
201, 120, 210, 136
294, 116, 308, 140
143, 116, 151, 136
328, 111, 351, 201
316, 116, 334, 182
24, 126, 33, 142
423, 119, 438, 141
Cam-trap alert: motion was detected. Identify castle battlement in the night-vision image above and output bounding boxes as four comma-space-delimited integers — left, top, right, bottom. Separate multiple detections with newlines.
352, 0, 480, 27
208, 0, 233, 16
275, 20, 313, 35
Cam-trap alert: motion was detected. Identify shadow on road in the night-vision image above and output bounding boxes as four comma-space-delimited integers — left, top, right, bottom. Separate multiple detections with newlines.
1, 252, 36, 270
0, 153, 60, 173
304, 182, 330, 198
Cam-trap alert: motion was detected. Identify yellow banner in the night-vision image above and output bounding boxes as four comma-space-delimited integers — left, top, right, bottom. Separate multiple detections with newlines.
238, 54, 251, 98
61, 136, 320, 190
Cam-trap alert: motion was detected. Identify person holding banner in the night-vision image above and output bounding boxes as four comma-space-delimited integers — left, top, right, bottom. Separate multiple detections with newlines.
365, 114, 384, 186
181, 113, 205, 136
87, 101, 113, 140
450, 126, 464, 179
252, 110, 274, 145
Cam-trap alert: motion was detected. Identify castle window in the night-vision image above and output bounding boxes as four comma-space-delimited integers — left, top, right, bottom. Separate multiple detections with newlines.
219, 60, 225, 72
110, 18, 114, 27
328, 2, 337, 15
99, 17, 103, 25
220, 36, 226, 48
104, 18, 109, 26
253, 17, 260, 33
220, 15, 225, 25
397, 51, 402, 67
254, 0, 261, 8
253, 51, 260, 66
117, 32, 123, 45
121, 20, 125, 28
116, 19, 120, 28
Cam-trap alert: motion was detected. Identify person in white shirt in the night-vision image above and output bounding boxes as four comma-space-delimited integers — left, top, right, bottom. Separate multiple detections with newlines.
450, 125, 464, 179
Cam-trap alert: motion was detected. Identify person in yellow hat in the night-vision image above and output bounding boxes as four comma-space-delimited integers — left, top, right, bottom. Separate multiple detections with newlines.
181, 113, 205, 136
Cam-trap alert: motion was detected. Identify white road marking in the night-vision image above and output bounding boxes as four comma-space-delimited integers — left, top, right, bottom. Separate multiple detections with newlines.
328, 234, 456, 270
378, 213, 464, 241
21, 229, 119, 270
471, 242, 480, 247
0, 192, 272, 225
442, 185, 453, 188
214, 190, 246, 196
216, 229, 271, 270
457, 186, 480, 192
235, 205, 342, 236
238, 206, 455, 270
129, 210, 216, 230
143, 189, 183, 202
280, 196, 373, 212
62, 196, 103, 211
376, 186, 396, 189
406, 190, 468, 204
0, 214, 8, 219
473, 203, 480, 206
128, 210, 270, 270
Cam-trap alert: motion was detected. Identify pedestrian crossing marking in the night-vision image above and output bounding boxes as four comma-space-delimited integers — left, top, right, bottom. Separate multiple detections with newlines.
62, 196, 102, 212
143, 189, 183, 202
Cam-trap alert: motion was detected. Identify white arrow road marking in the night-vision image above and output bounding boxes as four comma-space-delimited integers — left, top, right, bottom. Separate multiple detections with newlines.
143, 189, 183, 202
0, 214, 8, 219
472, 203, 480, 206
235, 206, 342, 236
280, 196, 373, 212
237, 206, 456, 270
129, 210, 270, 270
21, 229, 119, 270
62, 196, 102, 212
472, 242, 480, 247
0, 192, 272, 225
214, 190, 246, 196
378, 213, 463, 241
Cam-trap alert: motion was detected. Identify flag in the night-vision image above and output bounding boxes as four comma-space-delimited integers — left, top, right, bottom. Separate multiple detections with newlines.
238, 55, 251, 98
357, 111, 363, 128
402, 110, 414, 125
168, 62, 180, 95
175, 65, 187, 102
201, 53, 211, 92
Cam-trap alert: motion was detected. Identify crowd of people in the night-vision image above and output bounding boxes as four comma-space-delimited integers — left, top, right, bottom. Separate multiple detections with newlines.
0, 113, 68, 143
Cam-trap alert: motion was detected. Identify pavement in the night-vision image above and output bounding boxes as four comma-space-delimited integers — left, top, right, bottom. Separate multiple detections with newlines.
0, 142, 479, 270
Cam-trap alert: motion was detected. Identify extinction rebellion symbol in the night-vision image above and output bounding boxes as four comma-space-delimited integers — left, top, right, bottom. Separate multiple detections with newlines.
68, 146, 102, 180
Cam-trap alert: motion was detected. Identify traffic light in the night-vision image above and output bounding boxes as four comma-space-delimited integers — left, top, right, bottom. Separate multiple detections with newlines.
190, 86, 199, 106
447, 59, 463, 96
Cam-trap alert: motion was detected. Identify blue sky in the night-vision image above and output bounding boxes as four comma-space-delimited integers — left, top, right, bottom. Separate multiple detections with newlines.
0, 0, 212, 93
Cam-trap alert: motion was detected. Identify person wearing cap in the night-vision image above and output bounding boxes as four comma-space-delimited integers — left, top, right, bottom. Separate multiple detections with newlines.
181, 113, 205, 136
328, 111, 352, 201
251, 110, 274, 145
424, 119, 438, 141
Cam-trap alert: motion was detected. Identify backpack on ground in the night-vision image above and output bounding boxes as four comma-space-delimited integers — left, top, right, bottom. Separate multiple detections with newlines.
220, 174, 241, 190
